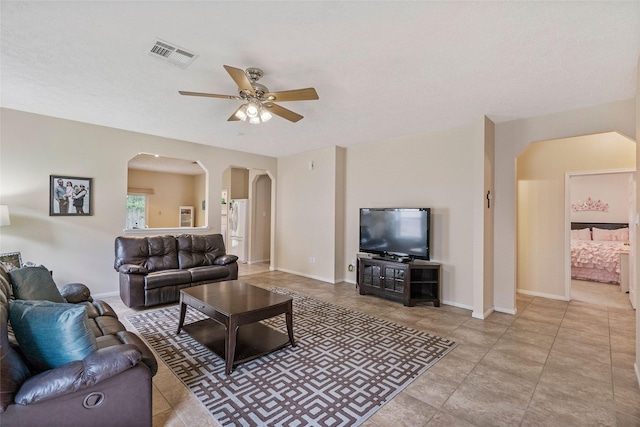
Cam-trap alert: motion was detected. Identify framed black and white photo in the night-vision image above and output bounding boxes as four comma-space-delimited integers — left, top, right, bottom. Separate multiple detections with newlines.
50, 175, 93, 216
0, 252, 22, 270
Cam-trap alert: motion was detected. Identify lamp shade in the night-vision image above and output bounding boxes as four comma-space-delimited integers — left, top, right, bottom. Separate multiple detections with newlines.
0, 205, 10, 226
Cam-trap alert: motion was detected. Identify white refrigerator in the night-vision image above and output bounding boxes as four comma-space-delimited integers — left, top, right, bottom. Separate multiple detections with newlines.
228, 199, 249, 263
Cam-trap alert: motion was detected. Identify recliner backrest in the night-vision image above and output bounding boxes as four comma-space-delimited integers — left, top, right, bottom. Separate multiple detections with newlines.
177, 234, 226, 269
114, 235, 178, 272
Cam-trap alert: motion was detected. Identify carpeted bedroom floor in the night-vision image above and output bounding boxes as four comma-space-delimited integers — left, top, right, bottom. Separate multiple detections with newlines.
104, 263, 640, 426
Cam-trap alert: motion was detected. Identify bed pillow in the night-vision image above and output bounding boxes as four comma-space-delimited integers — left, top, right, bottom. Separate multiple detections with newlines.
8, 266, 65, 303
8, 300, 97, 371
592, 227, 617, 241
614, 227, 629, 242
572, 228, 591, 241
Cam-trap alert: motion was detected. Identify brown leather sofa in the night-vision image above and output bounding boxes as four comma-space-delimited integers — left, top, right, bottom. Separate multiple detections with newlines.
0, 264, 158, 427
114, 233, 238, 308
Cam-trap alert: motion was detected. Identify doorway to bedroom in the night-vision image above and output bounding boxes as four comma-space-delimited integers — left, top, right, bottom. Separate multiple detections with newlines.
568, 171, 635, 309
516, 131, 636, 309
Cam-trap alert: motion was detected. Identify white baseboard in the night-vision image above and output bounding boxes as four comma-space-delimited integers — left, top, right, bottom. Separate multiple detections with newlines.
441, 299, 473, 311
494, 306, 517, 315
517, 288, 568, 301
472, 307, 495, 320
276, 267, 336, 284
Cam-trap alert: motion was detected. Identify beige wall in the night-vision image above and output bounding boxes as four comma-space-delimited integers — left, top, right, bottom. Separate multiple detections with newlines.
636, 58, 640, 380
249, 172, 271, 263
128, 169, 203, 228
516, 132, 635, 299
482, 117, 495, 316
0, 108, 277, 295
194, 173, 206, 227
230, 168, 249, 199
276, 146, 341, 282
344, 124, 479, 309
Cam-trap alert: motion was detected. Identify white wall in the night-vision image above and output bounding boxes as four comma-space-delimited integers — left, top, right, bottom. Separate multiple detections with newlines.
494, 98, 636, 312
0, 108, 277, 296
570, 173, 631, 223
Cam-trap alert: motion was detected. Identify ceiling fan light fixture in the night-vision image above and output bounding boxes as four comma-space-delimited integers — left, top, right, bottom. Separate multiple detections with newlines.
235, 104, 248, 121
246, 102, 260, 118
260, 108, 272, 122
179, 64, 318, 124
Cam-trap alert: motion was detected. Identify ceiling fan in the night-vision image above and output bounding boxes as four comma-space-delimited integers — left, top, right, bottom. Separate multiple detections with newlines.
179, 65, 319, 124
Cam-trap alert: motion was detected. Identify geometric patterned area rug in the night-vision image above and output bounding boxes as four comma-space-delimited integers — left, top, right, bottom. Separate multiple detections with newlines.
127, 288, 457, 427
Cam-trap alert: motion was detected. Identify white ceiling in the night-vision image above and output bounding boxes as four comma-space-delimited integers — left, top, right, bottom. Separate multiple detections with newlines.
1, 1, 638, 158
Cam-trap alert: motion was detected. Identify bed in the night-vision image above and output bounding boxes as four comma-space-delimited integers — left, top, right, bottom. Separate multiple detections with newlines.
571, 222, 630, 284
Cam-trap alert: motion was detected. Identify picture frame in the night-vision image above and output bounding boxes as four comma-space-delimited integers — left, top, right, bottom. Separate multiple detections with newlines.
0, 251, 22, 270
50, 175, 93, 216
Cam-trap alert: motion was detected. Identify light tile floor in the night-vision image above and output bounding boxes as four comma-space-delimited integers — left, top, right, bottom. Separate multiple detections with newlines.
105, 265, 640, 426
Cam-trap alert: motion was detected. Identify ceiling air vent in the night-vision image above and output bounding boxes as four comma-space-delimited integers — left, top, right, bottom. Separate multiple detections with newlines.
148, 39, 198, 68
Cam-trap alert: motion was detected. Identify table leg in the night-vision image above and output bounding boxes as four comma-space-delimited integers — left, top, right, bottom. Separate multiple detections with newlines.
176, 302, 187, 334
225, 317, 238, 375
286, 301, 296, 347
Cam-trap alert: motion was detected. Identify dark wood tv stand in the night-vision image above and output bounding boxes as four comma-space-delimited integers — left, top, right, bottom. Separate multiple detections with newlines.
357, 256, 441, 307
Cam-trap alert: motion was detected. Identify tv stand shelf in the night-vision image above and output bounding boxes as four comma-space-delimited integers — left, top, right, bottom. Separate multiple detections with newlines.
357, 256, 441, 307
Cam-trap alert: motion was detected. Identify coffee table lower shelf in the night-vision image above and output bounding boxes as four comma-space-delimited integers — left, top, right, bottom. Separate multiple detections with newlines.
182, 319, 292, 369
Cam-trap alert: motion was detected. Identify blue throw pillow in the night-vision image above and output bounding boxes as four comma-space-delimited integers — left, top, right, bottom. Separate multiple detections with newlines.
8, 266, 65, 303
8, 300, 98, 371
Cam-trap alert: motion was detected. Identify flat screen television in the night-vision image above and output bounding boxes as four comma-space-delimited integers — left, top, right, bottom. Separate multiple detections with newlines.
359, 208, 431, 260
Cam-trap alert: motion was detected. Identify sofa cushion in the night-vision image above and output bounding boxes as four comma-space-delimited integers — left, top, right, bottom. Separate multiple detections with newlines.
8, 300, 98, 371
0, 263, 11, 301
59, 283, 92, 303
0, 302, 30, 412
213, 254, 239, 265
177, 234, 227, 269
144, 269, 192, 290
188, 266, 231, 283
8, 266, 65, 303
114, 235, 178, 272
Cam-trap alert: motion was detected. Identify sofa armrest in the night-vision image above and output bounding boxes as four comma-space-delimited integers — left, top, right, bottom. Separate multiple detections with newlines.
213, 254, 239, 266
59, 283, 92, 303
14, 344, 142, 405
117, 264, 149, 274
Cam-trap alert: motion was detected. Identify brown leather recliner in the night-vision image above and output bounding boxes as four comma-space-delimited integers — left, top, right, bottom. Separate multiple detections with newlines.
0, 265, 157, 427
114, 233, 238, 308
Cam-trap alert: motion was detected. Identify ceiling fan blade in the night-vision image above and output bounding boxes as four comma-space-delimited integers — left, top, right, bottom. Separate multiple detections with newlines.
227, 105, 243, 121
179, 91, 240, 100
223, 65, 255, 95
264, 88, 319, 102
264, 102, 304, 123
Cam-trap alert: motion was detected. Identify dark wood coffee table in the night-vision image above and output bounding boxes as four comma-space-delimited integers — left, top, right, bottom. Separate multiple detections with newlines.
176, 280, 295, 375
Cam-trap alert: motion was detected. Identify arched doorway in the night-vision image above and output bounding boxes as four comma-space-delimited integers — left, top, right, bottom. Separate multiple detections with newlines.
515, 132, 636, 304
